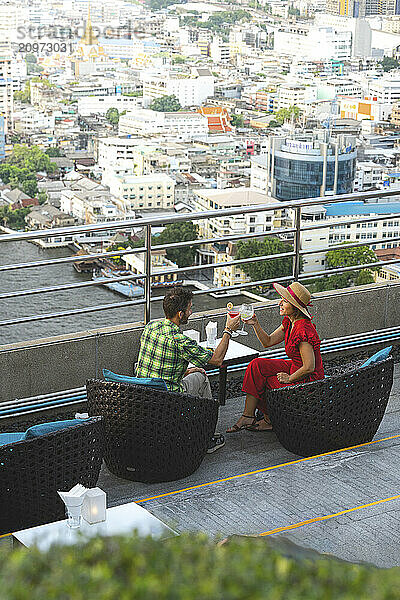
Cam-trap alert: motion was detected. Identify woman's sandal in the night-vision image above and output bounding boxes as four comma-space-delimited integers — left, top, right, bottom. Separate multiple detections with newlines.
246, 416, 273, 432
226, 414, 256, 434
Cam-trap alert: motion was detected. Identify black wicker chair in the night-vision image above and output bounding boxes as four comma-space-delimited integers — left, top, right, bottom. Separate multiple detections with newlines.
86, 379, 219, 483
266, 357, 394, 457
0, 416, 104, 535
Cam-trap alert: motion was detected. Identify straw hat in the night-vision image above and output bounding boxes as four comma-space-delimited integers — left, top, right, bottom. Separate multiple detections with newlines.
272, 282, 313, 319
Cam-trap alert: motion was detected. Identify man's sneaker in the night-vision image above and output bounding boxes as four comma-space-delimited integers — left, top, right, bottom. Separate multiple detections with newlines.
207, 433, 225, 454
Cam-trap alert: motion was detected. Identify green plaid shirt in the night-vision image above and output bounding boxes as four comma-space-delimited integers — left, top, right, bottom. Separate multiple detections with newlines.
136, 319, 213, 392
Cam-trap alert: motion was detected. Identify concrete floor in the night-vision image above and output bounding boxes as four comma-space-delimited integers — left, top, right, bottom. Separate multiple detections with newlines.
97, 363, 400, 568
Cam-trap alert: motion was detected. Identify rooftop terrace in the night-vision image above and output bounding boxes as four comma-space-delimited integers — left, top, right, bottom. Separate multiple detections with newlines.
93, 359, 399, 569
1, 190, 400, 567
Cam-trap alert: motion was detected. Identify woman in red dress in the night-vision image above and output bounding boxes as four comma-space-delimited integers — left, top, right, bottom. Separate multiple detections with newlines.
227, 281, 324, 433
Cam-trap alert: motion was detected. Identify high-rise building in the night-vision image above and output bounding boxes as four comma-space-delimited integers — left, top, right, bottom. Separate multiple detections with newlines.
0, 55, 13, 134
329, 0, 400, 15
326, 0, 366, 16
0, 115, 5, 161
251, 133, 356, 201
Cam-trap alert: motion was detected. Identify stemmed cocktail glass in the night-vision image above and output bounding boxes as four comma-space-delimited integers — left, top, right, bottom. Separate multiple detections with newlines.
237, 304, 254, 336
226, 303, 240, 337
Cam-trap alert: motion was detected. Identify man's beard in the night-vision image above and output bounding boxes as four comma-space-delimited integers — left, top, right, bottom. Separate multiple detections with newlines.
179, 314, 189, 325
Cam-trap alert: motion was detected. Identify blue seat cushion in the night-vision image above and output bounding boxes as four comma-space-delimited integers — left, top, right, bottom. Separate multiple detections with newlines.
0, 432, 25, 446
25, 419, 89, 440
361, 346, 392, 368
103, 369, 168, 390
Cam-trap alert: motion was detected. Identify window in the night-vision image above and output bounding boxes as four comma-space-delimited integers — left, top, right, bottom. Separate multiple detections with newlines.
356, 234, 360, 239
249, 226, 255, 233
157, 202, 161, 206
249, 216, 256, 223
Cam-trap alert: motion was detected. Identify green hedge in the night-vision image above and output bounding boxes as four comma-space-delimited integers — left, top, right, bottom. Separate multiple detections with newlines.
0, 532, 398, 599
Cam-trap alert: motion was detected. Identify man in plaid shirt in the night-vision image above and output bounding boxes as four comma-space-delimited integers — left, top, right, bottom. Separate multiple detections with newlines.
136, 286, 240, 452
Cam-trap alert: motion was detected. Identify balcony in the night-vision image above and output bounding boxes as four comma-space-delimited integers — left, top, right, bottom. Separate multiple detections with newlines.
1, 189, 400, 566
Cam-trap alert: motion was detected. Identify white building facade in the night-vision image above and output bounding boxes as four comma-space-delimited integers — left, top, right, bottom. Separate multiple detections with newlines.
141, 69, 214, 108
118, 109, 209, 141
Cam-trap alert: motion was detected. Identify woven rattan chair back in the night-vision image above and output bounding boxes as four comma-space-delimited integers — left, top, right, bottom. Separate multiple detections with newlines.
86, 379, 219, 483
0, 416, 104, 535
266, 357, 394, 457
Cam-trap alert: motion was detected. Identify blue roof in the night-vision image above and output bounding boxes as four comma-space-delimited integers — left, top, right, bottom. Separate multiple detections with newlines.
324, 202, 400, 217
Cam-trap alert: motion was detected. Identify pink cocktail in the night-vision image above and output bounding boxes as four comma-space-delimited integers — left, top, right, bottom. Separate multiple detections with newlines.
228, 310, 240, 318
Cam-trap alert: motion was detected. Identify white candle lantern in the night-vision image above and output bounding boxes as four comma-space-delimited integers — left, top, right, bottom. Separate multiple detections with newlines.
82, 488, 107, 524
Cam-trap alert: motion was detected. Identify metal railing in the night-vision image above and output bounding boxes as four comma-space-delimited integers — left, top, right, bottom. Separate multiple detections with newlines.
1, 188, 400, 330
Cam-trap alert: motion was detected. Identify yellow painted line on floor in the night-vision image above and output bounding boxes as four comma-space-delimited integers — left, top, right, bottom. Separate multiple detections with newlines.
0, 533, 11, 538
136, 433, 400, 504
259, 493, 400, 536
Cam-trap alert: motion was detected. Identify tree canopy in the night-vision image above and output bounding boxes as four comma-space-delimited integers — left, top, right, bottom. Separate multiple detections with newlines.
14, 81, 31, 103
380, 56, 400, 72
0, 145, 57, 197
108, 222, 199, 269
45, 147, 65, 158
156, 221, 199, 267
105, 107, 120, 126
0, 205, 30, 230
150, 95, 181, 112
308, 243, 378, 292
273, 106, 301, 125
231, 114, 244, 128
236, 237, 295, 287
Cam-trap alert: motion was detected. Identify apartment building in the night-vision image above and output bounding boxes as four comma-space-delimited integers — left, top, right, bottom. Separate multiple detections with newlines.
274, 26, 352, 61
123, 249, 179, 285
340, 97, 392, 121
193, 187, 274, 287
209, 37, 230, 63
118, 109, 208, 141
0, 55, 13, 133
60, 189, 121, 224
353, 161, 386, 191
106, 173, 175, 211
77, 95, 140, 116
13, 108, 55, 134
277, 84, 317, 111
96, 137, 142, 173
300, 201, 400, 273
141, 68, 214, 108
368, 76, 400, 103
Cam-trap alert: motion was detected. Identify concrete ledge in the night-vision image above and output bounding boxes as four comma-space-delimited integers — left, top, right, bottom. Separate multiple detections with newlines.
1, 282, 399, 403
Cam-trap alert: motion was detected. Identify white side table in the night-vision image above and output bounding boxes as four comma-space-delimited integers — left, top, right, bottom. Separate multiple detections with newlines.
13, 502, 177, 552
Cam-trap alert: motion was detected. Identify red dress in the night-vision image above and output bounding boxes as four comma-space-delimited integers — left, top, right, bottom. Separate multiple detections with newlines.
242, 317, 324, 412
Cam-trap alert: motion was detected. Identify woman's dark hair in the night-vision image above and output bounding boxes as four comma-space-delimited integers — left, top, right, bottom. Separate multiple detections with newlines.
292, 305, 309, 320
163, 286, 194, 318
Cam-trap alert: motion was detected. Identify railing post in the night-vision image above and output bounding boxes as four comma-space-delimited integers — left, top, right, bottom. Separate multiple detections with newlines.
144, 224, 152, 324
292, 207, 301, 282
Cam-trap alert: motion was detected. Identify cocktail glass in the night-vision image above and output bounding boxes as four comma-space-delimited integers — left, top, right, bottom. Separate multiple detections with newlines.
237, 304, 254, 336
227, 306, 240, 338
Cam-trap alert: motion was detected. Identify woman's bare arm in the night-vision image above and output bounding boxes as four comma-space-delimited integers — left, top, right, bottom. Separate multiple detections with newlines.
247, 313, 285, 348
278, 341, 315, 384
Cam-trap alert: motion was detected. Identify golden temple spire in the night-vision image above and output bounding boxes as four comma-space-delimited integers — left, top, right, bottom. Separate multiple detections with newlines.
80, 3, 99, 46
